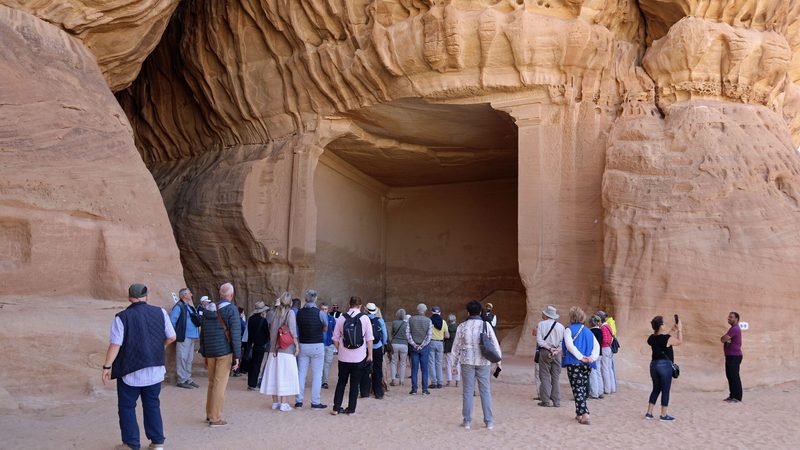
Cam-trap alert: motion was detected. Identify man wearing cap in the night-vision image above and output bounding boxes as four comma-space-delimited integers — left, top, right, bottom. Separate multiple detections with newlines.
536, 305, 565, 407
197, 296, 211, 316
406, 303, 433, 395
246, 301, 270, 391
360, 302, 388, 399
170, 288, 201, 389
102, 283, 176, 450
320, 302, 337, 389
427, 306, 450, 389
199, 282, 242, 427
295, 289, 329, 409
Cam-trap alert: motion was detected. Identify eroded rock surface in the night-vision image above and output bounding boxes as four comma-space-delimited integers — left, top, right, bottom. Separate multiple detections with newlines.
1, 0, 180, 90
0, 6, 184, 301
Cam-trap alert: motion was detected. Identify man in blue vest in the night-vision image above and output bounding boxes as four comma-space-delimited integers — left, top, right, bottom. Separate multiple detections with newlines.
102, 283, 176, 450
295, 289, 328, 409
169, 288, 201, 389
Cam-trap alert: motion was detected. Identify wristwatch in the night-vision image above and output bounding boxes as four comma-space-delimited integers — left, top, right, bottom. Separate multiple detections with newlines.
102, 365, 112, 370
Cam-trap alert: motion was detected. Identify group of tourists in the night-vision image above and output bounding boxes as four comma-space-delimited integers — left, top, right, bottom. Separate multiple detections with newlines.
101, 282, 744, 450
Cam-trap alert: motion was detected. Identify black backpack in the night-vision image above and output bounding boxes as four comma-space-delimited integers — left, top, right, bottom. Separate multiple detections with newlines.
342, 312, 365, 349
370, 316, 383, 344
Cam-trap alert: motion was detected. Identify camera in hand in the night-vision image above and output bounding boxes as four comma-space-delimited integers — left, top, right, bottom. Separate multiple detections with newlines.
674, 314, 679, 324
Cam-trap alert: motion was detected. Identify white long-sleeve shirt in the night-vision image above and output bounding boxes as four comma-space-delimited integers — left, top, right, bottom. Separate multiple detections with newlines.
563, 325, 600, 362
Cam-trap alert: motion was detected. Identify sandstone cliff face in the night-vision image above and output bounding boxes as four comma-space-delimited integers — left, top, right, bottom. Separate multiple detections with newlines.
0, 0, 180, 91
0, 6, 184, 301
3, 0, 800, 391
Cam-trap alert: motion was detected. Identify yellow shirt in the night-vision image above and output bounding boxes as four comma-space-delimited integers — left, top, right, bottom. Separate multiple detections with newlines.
432, 321, 447, 340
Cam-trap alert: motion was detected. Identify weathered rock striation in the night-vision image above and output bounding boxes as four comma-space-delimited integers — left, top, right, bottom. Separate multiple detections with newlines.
0, 0, 180, 91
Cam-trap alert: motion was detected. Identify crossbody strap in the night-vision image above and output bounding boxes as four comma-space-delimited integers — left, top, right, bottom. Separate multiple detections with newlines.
543, 320, 557, 341
216, 303, 230, 343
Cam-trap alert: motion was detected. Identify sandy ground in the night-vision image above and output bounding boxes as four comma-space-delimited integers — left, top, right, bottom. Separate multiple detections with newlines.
1, 356, 798, 450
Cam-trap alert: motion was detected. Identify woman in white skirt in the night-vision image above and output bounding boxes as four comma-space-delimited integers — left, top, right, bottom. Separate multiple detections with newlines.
260, 292, 300, 411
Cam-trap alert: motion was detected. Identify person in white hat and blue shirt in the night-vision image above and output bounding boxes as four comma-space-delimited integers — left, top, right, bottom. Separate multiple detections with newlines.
536, 305, 565, 407
359, 302, 388, 399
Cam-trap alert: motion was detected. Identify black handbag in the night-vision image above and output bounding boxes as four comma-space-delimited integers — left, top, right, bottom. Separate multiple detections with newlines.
661, 350, 679, 378
611, 336, 620, 354
479, 321, 502, 363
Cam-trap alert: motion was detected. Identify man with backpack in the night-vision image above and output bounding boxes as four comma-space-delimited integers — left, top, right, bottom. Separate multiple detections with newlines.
330, 296, 374, 415
360, 303, 388, 399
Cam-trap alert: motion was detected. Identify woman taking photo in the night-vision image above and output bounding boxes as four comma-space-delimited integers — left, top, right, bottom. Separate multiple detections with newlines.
562, 306, 599, 425
646, 315, 683, 421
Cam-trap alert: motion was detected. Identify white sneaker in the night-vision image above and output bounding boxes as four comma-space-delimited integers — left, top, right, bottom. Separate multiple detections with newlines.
271, 402, 280, 410
279, 403, 292, 412
486, 423, 494, 430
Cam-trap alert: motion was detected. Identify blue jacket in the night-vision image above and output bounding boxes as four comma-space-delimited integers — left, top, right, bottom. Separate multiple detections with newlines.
170, 301, 200, 341
323, 314, 336, 346
562, 323, 597, 369
368, 314, 388, 349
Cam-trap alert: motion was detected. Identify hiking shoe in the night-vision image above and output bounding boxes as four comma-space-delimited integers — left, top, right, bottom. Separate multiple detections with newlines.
659, 415, 676, 422
188, 380, 200, 388
176, 382, 192, 389
645, 413, 654, 420
208, 420, 228, 427
311, 403, 328, 409
322, 383, 329, 389
294, 402, 303, 408
279, 403, 292, 412
422, 390, 431, 395
409, 389, 418, 395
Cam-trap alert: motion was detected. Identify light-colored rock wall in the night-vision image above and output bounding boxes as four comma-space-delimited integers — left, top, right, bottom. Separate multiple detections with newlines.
385, 178, 524, 335
315, 154, 387, 305
0, 6, 184, 302
0, 6, 185, 407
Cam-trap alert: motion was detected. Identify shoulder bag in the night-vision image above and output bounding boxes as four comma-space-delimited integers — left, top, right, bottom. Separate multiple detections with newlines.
534, 320, 558, 363
661, 350, 679, 378
479, 321, 502, 363
277, 311, 294, 350
215, 303, 232, 343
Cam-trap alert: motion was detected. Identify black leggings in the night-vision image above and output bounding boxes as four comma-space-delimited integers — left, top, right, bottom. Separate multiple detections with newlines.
649, 359, 673, 407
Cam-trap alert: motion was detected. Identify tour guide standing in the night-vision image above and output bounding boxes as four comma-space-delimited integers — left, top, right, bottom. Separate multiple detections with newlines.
199, 282, 242, 427
721, 311, 744, 403
102, 283, 176, 450
330, 296, 374, 415
170, 288, 201, 389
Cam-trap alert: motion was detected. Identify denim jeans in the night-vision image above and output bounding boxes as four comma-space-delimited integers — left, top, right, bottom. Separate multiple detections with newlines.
117, 380, 164, 449
600, 347, 617, 393
322, 344, 335, 385
409, 344, 430, 391
460, 364, 493, 426
649, 359, 673, 406
428, 340, 444, 385
296, 343, 325, 405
